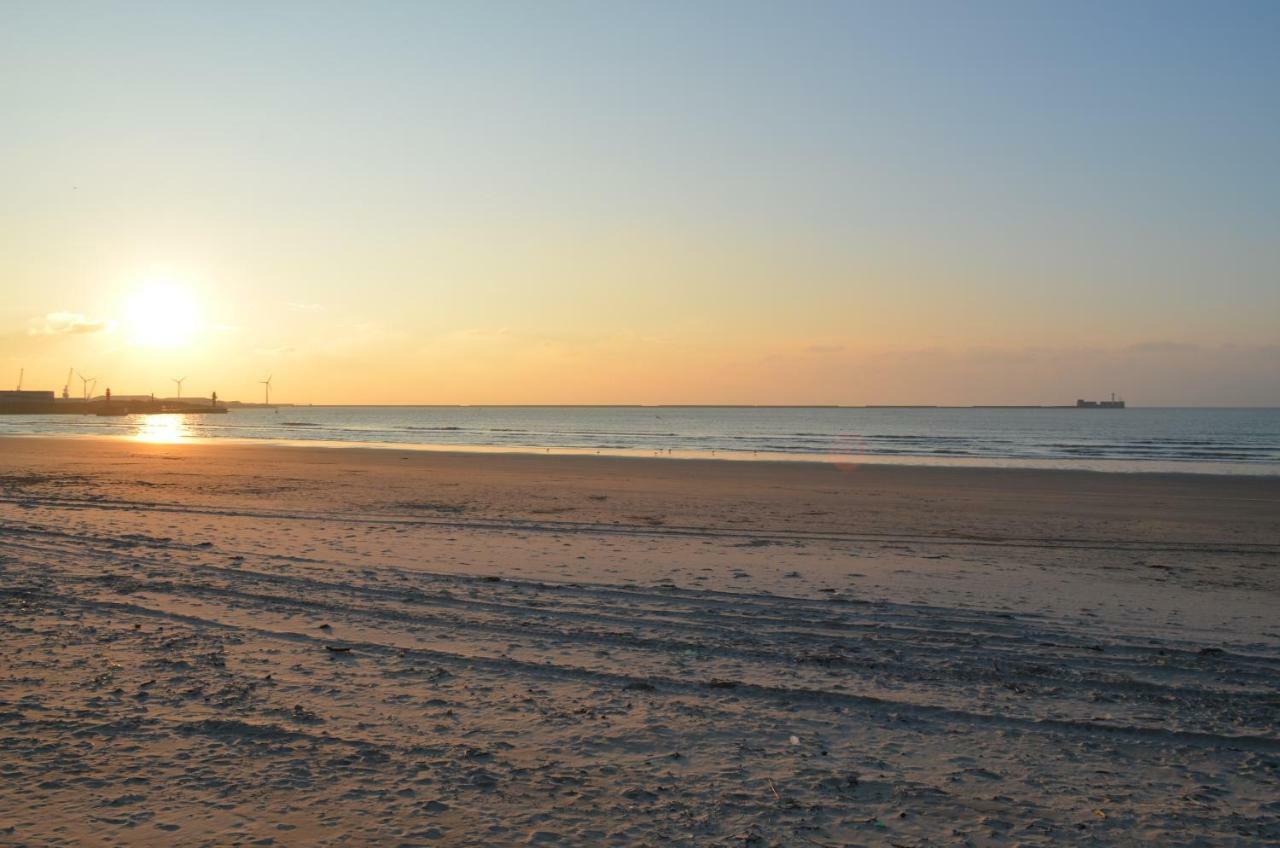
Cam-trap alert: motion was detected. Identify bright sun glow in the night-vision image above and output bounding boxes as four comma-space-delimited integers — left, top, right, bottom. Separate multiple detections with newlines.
133, 414, 191, 444
124, 281, 202, 348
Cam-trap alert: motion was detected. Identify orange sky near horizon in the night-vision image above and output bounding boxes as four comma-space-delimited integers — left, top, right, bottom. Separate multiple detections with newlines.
3, 3, 1278, 406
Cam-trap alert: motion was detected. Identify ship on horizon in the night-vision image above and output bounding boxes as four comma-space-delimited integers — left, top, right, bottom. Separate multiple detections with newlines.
1076, 394, 1126, 409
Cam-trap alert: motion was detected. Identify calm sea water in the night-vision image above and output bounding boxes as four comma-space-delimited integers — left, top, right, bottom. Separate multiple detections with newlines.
3, 406, 1279, 475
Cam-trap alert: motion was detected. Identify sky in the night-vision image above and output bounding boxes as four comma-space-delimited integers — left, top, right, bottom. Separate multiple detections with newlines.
2, 1, 1278, 405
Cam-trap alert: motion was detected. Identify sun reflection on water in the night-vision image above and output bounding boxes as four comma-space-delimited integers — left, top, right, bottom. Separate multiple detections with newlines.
133, 414, 193, 444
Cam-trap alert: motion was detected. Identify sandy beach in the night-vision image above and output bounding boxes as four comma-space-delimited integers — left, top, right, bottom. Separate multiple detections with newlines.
1, 437, 1277, 846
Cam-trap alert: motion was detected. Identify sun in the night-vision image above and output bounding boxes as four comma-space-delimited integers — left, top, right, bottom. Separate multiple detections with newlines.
124, 280, 202, 348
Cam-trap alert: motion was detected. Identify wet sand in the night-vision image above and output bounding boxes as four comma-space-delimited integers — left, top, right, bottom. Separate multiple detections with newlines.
1, 437, 1278, 845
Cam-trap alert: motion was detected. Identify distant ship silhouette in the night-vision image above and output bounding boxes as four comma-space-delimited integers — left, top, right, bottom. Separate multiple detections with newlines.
1076, 393, 1126, 409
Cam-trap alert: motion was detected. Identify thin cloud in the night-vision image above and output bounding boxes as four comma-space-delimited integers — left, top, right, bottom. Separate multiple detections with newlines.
28, 312, 116, 336
1127, 341, 1200, 354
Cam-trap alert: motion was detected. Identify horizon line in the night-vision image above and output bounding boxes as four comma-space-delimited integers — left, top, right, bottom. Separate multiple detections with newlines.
223, 402, 1280, 409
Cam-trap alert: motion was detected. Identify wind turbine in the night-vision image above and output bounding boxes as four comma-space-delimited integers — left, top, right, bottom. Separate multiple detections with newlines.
77, 371, 96, 400
259, 375, 273, 406
15, 368, 22, 391
63, 368, 73, 399
172, 377, 185, 399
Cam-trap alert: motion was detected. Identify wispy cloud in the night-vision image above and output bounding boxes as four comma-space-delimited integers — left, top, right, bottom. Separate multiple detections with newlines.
28, 312, 116, 336
288, 302, 324, 312
1126, 341, 1200, 354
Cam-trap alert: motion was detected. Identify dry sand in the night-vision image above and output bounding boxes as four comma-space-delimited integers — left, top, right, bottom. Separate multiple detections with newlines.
1, 437, 1278, 846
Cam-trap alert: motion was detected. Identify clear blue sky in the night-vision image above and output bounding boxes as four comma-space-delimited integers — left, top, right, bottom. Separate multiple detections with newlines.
2, 1, 1278, 404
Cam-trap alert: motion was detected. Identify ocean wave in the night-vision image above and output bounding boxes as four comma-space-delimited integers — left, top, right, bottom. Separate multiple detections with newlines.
3, 406, 1276, 472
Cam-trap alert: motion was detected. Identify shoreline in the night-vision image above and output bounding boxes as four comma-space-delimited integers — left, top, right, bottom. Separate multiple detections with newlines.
5, 435, 1280, 543
4, 431, 1279, 477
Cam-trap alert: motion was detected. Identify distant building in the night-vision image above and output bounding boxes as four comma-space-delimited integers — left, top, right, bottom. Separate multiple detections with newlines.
0, 389, 55, 402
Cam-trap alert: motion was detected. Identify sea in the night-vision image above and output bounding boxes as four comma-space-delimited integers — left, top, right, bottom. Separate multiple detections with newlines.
3, 406, 1279, 475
